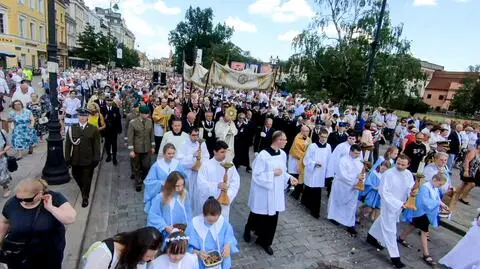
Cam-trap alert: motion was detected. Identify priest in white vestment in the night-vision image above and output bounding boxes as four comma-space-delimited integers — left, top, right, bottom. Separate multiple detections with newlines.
325, 130, 358, 179
177, 128, 211, 215
244, 131, 298, 255
214, 111, 238, 157
196, 140, 240, 221
158, 118, 189, 159
327, 144, 364, 235
367, 154, 415, 269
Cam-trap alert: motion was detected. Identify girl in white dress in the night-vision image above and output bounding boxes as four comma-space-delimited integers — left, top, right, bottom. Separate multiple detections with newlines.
148, 230, 199, 269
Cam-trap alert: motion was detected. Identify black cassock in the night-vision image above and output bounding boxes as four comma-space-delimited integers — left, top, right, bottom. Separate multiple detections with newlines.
201, 120, 216, 158
233, 120, 251, 168
253, 126, 275, 153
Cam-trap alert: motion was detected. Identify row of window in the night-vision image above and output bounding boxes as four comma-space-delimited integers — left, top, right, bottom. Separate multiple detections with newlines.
425, 94, 445, 100
18, 0, 45, 14
0, 11, 64, 43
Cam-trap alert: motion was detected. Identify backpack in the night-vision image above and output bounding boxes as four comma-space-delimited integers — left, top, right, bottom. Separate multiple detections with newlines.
81, 238, 115, 268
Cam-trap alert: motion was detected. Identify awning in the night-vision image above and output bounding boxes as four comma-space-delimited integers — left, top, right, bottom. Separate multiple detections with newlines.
0, 51, 16, 58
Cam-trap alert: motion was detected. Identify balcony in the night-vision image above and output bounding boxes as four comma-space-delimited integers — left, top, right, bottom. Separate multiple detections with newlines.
58, 42, 67, 50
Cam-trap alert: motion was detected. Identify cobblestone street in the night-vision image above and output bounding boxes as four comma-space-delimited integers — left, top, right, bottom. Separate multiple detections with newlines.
83, 145, 462, 269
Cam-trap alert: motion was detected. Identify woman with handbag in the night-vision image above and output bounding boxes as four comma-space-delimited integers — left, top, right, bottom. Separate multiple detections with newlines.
0, 178, 76, 269
0, 128, 12, 197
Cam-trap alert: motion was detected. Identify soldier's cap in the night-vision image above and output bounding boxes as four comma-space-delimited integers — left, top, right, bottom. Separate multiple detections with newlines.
77, 108, 90, 116
437, 140, 450, 146
139, 105, 150, 114
338, 122, 349, 128
105, 96, 113, 102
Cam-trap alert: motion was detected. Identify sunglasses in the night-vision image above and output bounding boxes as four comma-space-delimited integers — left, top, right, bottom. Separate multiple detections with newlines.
17, 193, 39, 203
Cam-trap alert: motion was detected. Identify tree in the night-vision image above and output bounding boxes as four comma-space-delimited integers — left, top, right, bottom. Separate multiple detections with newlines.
76, 23, 100, 63
450, 65, 480, 115
169, 6, 235, 72
115, 44, 140, 68
290, 0, 425, 106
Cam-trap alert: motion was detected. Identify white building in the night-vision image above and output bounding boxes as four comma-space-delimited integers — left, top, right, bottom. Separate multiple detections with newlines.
66, 0, 89, 50
95, 8, 135, 49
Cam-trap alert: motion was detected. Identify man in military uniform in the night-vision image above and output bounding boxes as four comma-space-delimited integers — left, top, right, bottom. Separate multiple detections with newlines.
104, 97, 122, 165
65, 108, 101, 207
327, 121, 349, 151
127, 105, 155, 192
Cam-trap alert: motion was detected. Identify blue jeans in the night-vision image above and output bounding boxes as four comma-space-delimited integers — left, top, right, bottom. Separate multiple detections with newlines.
447, 154, 456, 173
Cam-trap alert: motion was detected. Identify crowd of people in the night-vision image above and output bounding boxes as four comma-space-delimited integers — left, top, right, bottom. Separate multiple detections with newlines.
0, 66, 478, 268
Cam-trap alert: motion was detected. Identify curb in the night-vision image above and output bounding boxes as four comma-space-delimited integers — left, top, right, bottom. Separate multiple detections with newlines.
439, 219, 468, 236
63, 148, 105, 269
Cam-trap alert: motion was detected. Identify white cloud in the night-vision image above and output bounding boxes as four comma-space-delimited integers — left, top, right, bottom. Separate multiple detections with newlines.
225, 17, 257, 33
454, 0, 471, 2
248, 0, 314, 23
278, 30, 300, 41
145, 42, 171, 59
153, 0, 181, 15
319, 24, 340, 38
122, 10, 155, 37
413, 0, 437, 6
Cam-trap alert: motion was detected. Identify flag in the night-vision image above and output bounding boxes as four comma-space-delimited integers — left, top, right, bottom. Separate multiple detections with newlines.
209, 61, 274, 90
183, 62, 209, 88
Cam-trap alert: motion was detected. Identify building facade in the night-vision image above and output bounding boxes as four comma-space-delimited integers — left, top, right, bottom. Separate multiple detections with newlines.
0, 0, 48, 69
422, 71, 477, 111
95, 7, 134, 49
55, 0, 68, 68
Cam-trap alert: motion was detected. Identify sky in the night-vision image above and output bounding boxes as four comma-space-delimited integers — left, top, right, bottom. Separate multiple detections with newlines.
83, 0, 480, 71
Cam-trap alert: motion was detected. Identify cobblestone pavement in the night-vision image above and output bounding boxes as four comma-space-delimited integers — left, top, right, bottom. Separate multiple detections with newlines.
83, 145, 463, 269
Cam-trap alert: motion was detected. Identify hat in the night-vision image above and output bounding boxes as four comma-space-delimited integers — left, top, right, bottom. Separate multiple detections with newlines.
77, 108, 90, 116
139, 105, 150, 114
339, 122, 349, 128
105, 96, 113, 102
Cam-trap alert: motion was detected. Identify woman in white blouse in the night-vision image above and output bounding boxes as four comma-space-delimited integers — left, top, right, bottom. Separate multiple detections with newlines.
82, 227, 162, 269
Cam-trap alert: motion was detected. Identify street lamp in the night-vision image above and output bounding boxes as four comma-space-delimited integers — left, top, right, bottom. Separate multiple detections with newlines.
355, 0, 388, 135
42, 0, 69, 184
106, 0, 120, 81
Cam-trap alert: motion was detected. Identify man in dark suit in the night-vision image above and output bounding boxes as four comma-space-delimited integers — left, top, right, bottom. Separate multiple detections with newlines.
233, 112, 252, 171
447, 124, 463, 172
311, 118, 324, 144
201, 111, 216, 158
183, 112, 197, 134
254, 117, 275, 154
65, 108, 101, 207
327, 121, 349, 150
94, 92, 108, 118
104, 97, 122, 165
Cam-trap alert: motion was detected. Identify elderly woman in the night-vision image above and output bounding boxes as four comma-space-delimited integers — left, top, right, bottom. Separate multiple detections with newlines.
0, 178, 76, 269
9, 100, 38, 158
0, 128, 12, 197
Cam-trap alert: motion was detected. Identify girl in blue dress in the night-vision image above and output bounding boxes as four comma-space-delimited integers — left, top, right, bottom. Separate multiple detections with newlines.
358, 160, 390, 223
147, 171, 193, 240
144, 143, 187, 213
187, 197, 239, 269
9, 100, 38, 157
399, 173, 448, 266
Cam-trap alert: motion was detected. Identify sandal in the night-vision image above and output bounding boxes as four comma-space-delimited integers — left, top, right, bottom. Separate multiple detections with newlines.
397, 237, 412, 248
459, 198, 470, 205
423, 255, 437, 266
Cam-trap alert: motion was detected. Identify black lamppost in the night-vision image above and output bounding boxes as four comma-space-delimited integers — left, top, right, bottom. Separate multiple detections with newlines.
106, 0, 119, 81
355, 0, 388, 135
42, 0, 69, 184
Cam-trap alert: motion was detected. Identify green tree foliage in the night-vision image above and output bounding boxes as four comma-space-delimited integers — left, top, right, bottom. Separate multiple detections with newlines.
290, 0, 425, 108
450, 65, 480, 114
76, 23, 139, 67
169, 6, 260, 72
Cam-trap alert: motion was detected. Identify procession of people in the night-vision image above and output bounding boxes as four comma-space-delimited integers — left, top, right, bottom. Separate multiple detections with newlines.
0, 66, 479, 269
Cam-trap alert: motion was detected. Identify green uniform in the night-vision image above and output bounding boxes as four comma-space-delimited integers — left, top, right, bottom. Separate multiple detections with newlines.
127, 116, 155, 189
125, 110, 139, 179
65, 123, 101, 200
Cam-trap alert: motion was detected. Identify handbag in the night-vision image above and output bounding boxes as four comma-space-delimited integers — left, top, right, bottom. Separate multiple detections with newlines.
0, 205, 42, 264
0, 131, 17, 172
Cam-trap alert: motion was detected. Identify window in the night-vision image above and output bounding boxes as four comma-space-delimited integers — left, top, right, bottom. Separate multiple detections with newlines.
39, 0, 44, 14
39, 24, 45, 42
31, 55, 36, 69
438, 95, 444, 100
0, 8, 7, 34
30, 21, 35, 40
30, 0, 36, 9
19, 16, 26, 38
19, 0, 25, 4
426, 94, 432, 99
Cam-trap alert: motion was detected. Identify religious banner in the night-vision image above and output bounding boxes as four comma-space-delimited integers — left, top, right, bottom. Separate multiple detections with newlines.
230, 61, 246, 71
183, 62, 209, 88
209, 61, 274, 90
260, 64, 273, 74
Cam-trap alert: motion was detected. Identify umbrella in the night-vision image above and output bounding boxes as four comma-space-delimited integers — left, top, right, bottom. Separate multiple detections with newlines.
0, 51, 16, 58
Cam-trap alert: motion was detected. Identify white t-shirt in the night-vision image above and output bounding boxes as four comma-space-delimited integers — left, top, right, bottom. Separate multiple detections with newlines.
11, 89, 33, 106
82, 242, 147, 269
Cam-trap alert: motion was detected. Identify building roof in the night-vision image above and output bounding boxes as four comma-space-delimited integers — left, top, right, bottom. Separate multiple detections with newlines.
425, 71, 478, 91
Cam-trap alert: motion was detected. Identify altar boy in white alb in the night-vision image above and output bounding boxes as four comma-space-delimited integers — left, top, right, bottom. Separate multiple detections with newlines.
196, 141, 240, 221
367, 154, 415, 269
327, 144, 364, 235
177, 128, 211, 215
302, 127, 331, 218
